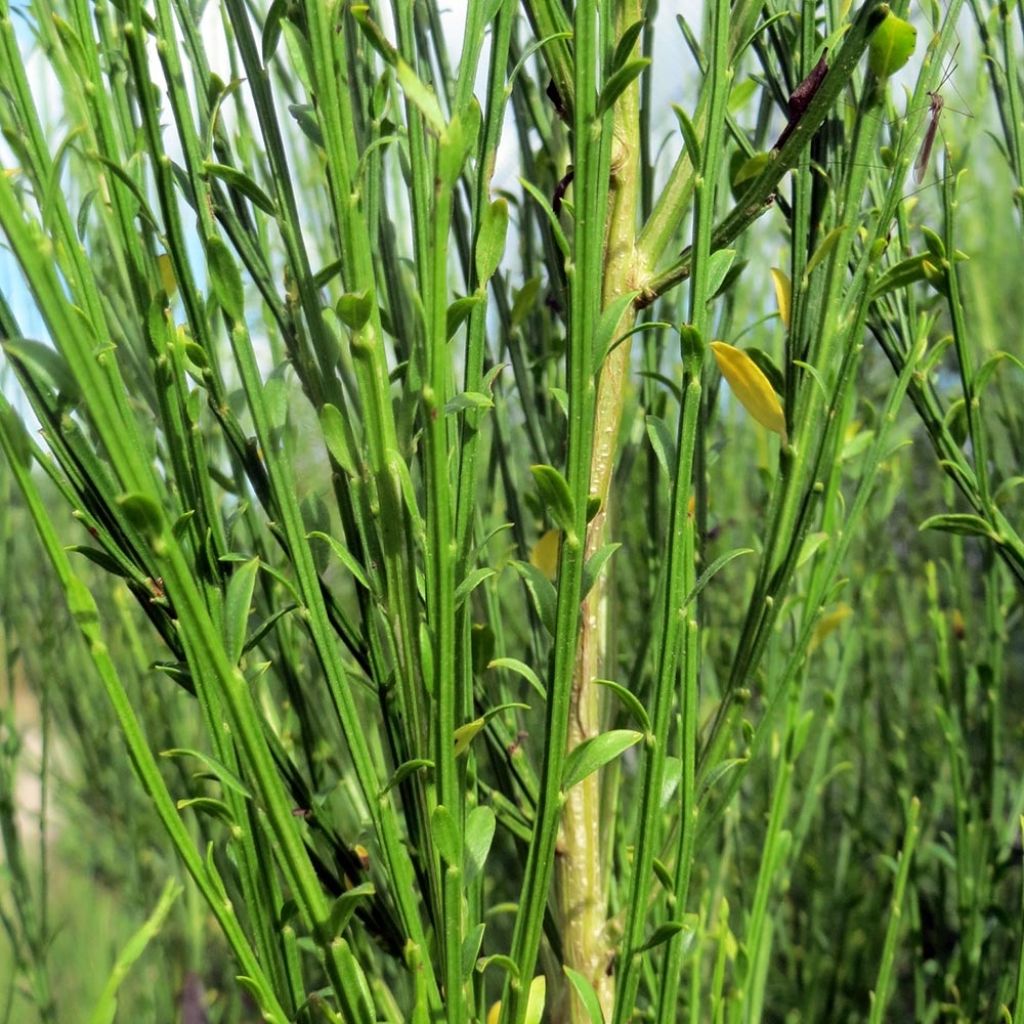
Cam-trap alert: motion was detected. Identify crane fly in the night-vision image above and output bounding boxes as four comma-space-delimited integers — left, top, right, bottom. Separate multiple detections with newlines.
914, 53, 960, 185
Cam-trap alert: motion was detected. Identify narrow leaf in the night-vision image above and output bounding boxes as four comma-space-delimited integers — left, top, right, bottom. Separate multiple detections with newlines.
510, 561, 557, 635
488, 657, 546, 700
562, 730, 642, 790
380, 758, 434, 797
563, 966, 606, 1024
476, 198, 509, 284
919, 513, 999, 540
524, 976, 546, 1024
597, 57, 651, 116
309, 530, 371, 589
206, 236, 244, 321
531, 464, 576, 536
711, 341, 788, 442
204, 162, 277, 215
161, 748, 253, 799
594, 678, 651, 733
87, 879, 181, 1024
581, 542, 621, 600
224, 556, 259, 663
770, 267, 791, 328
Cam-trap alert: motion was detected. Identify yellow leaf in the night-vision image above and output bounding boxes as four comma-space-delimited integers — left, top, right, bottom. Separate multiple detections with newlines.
529, 527, 560, 581
453, 717, 485, 757
524, 976, 546, 1024
157, 252, 178, 298
770, 267, 791, 328
710, 341, 787, 443
811, 603, 852, 650
487, 1003, 501, 1024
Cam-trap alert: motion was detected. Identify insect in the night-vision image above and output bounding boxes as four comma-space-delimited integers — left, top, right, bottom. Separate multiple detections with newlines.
914, 52, 961, 185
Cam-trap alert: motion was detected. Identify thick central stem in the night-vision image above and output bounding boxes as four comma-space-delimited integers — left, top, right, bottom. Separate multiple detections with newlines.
555, 5, 642, 1015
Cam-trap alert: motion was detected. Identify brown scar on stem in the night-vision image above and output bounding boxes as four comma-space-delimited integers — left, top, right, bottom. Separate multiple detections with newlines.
773, 50, 830, 151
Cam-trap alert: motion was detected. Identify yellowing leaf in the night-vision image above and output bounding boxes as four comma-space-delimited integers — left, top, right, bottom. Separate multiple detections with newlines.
811, 602, 852, 650
710, 341, 787, 443
157, 253, 177, 297
770, 267, 791, 328
487, 1003, 501, 1024
453, 717, 485, 757
524, 976, 546, 1024
529, 527, 560, 581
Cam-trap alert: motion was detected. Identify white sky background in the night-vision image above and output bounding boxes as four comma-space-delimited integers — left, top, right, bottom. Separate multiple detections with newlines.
0, 0, 984, 403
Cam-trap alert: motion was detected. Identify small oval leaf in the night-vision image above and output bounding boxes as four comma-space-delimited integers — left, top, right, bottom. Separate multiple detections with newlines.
710, 341, 787, 442
868, 12, 917, 78
562, 730, 642, 790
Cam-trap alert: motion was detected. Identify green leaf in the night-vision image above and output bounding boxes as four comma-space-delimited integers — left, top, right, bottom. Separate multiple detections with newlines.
520, 178, 570, 257
224, 556, 259, 663
476, 198, 509, 284
323, 882, 376, 942
87, 879, 181, 1024
453, 717, 486, 757
611, 19, 645, 75
261, 0, 287, 63
511, 277, 541, 329
319, 403, 356, 476
446, 295, 484, 340
461, 923, 486, 981
563, 730, 642, 790
531, 464, 576, 536
594, 678, 651, 733
446, 391, 494, 417
698, 757, 749, 804
204, 161, 277, 215
454, 567, 497, 608
380, 758, 434, 797
683, 547, 754, 609
797, 531, 829, 568
464, 806, 496, 882
593, 291, 640, 373
597, 57, 651, 116
206, 236, 245, 321
2, 337, 80, 401
581, 542, 621, 600
66, 545, 130, 578
337, 288, 375, 331
175, 797, 236, 827
672, 104, 702, 168
477, 953, 520, 979
161, 748, 253, 799
431, 805, 460, 866
116, 493, 164, 541
705, 249, 737, 301
919, 513, 999, 540
488, 657, 546, 700
454, 702, 530, 757
563, 966, 606, 1024
638, 919, 691, 953
0, 402, 33, 468
308, 530, 371, 590
438, 111, 468, 187
396, 58, 447, 133
645, 415, 676, 479
804, 224, 846, 280
511, 559, 557, 635
868, 12, 917, 78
